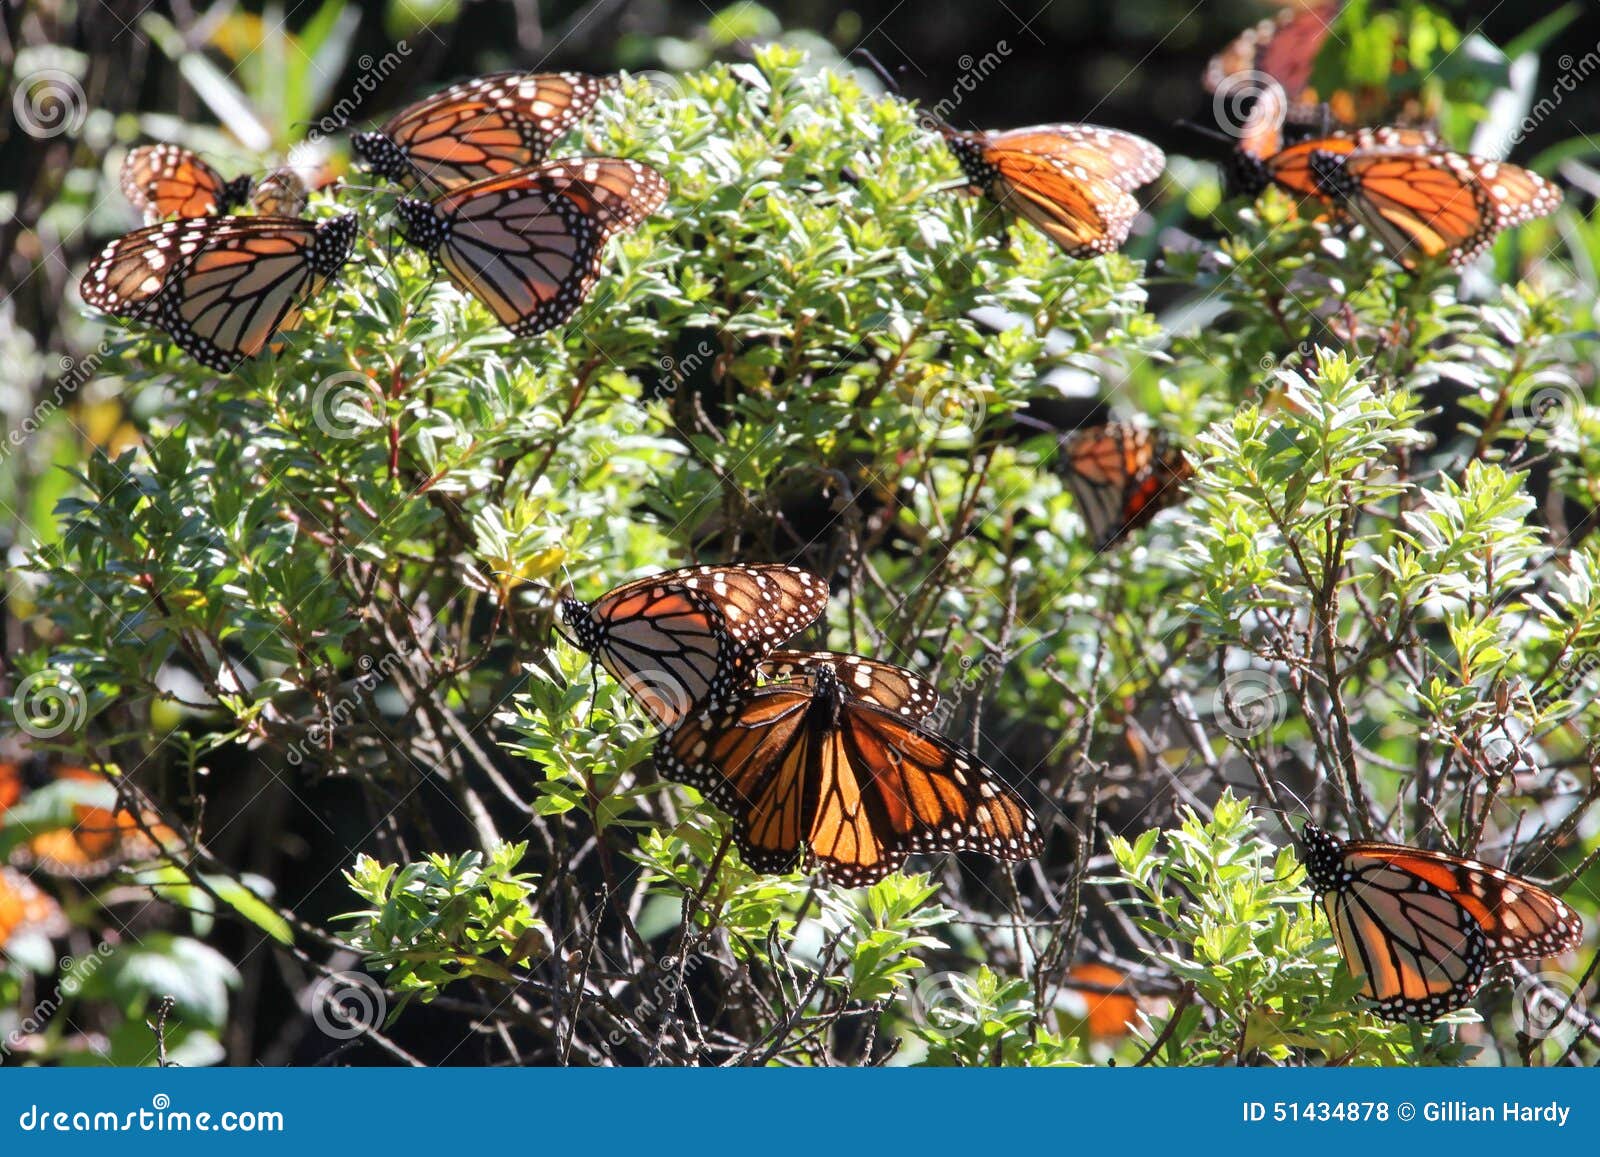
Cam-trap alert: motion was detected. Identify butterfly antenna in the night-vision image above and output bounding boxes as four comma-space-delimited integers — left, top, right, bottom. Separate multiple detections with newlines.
1175, 118, 1236, 147
851, 48, 903, 94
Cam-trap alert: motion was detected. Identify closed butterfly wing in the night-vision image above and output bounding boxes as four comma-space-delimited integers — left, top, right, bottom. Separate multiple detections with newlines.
1301, 823, 1582, 1020
1321, 149, 1560, 269
80, 214, 358, 371
560, 563, 828, 728
394, 157, 668, 337
249, 168, 309, 217
760, 650, 940, 719
1061, 422, 1193, 551
120, 144, 253, 222
1205, 1, 1342, 107
352, 71, 617, 190
660, 665, 1041, 886
944, 125, 1163, 258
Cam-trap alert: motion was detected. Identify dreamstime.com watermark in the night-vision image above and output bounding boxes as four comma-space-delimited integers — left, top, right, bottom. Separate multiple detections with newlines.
1503, 40, 1600, 149
309, 971, 388, 1040
285, 647, 412, 767
16, 1095, 283, 1134
2, 942, 116, 1059
915, 42, 1013, 131
286, 41, 413, 169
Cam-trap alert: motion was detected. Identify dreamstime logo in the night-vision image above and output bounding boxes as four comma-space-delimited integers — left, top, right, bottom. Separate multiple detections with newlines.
285, 648, 410, 767
309, 971, 386, 1040
1503, 40, 1600, 149
916, 42, 1012, 132
1212, 668, 1285, 740
288, 42, 411, 167
909, 970, 978, 1039
911, 373, 985, 442
11, 670, 87, 738
1, 942, 116, 1058
1514, 376, 1584, 435
1210, 69, 1281, 140
13, 68, 87, 139
616, 668, 693, 729
1512, 971, 1588, 1048
311, 371, 384, 439
637, 70, 695, 107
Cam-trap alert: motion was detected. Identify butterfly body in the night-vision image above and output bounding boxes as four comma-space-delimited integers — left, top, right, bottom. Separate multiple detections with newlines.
395, 157, 667, 337
1301, 823, 1582, 1020
81, 213, 358, 371
352, 71, 616, 190
660, 662, 1041, 886
120, 144, 307, 221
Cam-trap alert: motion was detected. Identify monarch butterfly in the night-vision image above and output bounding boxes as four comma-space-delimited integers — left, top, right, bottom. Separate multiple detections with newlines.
1227, 80, 1438, 200
1060, 422, 1194, 551
8, 766, 183, 879
559, 564, 829, 728
1300, 823, 1584, 1020
17, 806, 182, 878
758, 651, 940, 720
940, 124, 1165, 258
1205, 1, 1342, 117
1062, 962, 1141, 1041
658, 662, 1042, 886
394, 157, 668, 337
120, 145, 308, 221
0, 867, 67, 948
1309, 148, 1562, 270
351, 71, 617, 191
79, 213, 358, 371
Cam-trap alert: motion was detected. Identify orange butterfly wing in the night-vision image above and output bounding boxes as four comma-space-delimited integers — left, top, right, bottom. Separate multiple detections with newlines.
80, 214, 357, 371
1061, 423, 1193, 550
372, 72, 617, 189
0, 867, 67, 946
661, 667, 1041, 885
401, 157, 667, 337
120, 144, 243, 221
760, 651, 940, 719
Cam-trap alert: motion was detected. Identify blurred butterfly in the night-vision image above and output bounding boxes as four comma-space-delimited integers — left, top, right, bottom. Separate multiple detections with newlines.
1301, 823, 1583, 1020
1227, 81, 1438, 200
395, 157, 668, 337
1062, 962, 1141, 1041
659, 661, 1042, 886
80, 213, 358, 371
940, 123, 1165, 257
1060, 422, 1194, 551
0, 762, 21, 814
18, 807, 182, 878
352, 71, 617, 191
120, 144, 308, 222
1205, 1, 1342, 119
0, 867, 67, 949
1308, 147, 1562, 270
559, 563, 829, 728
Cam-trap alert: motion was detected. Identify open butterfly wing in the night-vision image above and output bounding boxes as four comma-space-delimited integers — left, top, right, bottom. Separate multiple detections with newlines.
987, 151, 1139, 258
381, 72, 617, 189
563, 564, 827, 727
760, 651, 940, 719
1303, 824, 1582, 1020
660, 672, 1041, 886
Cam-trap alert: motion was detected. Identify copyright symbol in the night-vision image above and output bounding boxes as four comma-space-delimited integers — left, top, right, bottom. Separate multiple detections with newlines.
1397, 1102, 1415, 1122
